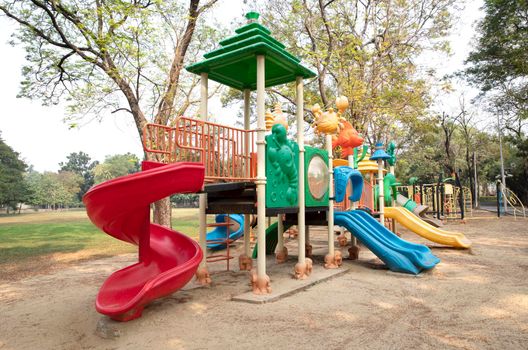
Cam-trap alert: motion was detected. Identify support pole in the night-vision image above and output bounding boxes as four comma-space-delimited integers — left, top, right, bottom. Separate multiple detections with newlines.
348, 154, 357, 210
239, 89, 253, 271
253, 54, 269, 293
377, 159, 385, 224
276, 214, 287, 263
473, 152, 478, 208
498, 113, 507, 214
305, 225, 311, 257
196, 72, 211, 285
294, 76, 309, 279
325, 134, 338, 269
277, 215, 284, 252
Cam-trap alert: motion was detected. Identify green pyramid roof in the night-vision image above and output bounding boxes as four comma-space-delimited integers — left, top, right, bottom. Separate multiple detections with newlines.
185, 13, 316, 91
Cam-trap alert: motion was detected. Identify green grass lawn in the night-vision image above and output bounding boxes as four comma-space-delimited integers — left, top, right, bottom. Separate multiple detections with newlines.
0, 209, 200, 266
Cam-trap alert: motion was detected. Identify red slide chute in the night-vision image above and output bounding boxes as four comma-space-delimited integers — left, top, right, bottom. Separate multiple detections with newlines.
83, 161, 204, 321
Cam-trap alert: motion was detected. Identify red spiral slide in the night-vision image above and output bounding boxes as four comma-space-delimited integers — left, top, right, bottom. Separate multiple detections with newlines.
83, 161, 204, 321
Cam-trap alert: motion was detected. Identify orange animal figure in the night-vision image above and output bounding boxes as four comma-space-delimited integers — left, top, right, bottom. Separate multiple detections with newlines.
332, 120, 364, 157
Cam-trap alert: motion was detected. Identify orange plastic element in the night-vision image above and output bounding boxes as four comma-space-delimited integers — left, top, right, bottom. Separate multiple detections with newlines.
143, 116, 257, 182
83, 161, 205, 321
250, 270, 272, 294
324, 253, 338, 269
293, 258, 313, 280
332, 120, 364, 158
238, 254, 253, 271
333, 159, 348, 167
311, 104, 345, 135
265, 103, 288, 131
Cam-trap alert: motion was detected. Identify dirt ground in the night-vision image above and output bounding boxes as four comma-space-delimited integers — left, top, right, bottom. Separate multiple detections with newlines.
1, 211, 527, 350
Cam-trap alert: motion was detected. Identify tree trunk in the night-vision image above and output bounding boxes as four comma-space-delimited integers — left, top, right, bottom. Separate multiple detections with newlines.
153, 197, 172, 228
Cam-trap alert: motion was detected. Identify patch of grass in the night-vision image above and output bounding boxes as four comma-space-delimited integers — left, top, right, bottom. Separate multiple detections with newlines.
0, 208, 201, 266
0, 220, 135, 265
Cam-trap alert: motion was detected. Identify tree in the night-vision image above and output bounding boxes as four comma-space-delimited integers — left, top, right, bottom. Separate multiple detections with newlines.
25, 170, 83, 209
255, 0, 456, 145
1, 0, 220, 226
0, 133, 30, 213
93, 153, 140, 184
464, 0, 528, 127
59, 151, 98, 200
464, 0, 528, 203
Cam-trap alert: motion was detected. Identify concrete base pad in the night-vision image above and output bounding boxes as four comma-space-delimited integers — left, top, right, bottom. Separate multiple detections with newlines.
232, 261, 349, 304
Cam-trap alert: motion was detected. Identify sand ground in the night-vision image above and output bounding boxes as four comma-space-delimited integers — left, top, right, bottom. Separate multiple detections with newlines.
1, 211, 527, 350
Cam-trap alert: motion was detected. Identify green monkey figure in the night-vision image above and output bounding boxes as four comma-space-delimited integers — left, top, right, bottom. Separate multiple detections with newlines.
267, 124, 298, 205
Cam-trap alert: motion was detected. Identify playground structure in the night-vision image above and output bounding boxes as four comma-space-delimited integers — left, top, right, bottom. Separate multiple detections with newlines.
84, 12, 470, 321
398, 182, 473, 221
496, 183, 527, 219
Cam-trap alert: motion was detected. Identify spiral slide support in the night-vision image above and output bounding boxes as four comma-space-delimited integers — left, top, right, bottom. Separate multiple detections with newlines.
83, 161, 205, 321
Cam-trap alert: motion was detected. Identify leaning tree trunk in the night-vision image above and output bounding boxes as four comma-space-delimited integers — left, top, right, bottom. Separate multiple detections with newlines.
153, 198, 172, 228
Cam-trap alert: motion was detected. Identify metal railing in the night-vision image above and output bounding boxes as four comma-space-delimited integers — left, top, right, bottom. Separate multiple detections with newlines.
143, 117, 257, 182
502, 187, 526, 219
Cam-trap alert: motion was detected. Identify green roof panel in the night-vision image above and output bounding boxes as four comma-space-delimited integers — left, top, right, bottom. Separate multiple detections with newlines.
185, 13, 316, 91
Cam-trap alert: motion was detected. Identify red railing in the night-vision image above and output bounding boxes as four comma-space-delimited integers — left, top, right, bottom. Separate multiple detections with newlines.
359, 180, 374, 211
143, 117, 257, 182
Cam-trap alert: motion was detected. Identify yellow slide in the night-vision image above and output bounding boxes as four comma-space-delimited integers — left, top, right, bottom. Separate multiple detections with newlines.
385, 207, 471, 249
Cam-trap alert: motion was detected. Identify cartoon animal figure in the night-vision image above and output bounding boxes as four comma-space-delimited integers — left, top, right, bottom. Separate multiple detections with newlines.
239, 254, 253, 271
334, 251, 343, 267
337, 233, 348, 247
266, 103, 289, 131
267, 124, 298, 204
250, 269, 271, 294
276, 246, 288, 264
195, 267, 212, 285
305, 258, 313, 275
311, 104, 345, 135
332, 120, 364, 153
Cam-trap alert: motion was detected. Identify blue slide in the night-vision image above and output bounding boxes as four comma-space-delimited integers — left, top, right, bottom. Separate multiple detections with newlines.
335, 210, 440, 274
206, 214, 245, 250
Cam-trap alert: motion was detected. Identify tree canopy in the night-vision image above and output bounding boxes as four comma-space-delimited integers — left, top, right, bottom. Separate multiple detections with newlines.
256, 0, 455, 145
59, 151, 98, 200
464, 0, 528, 133
0, 133, 29, 212
93, 153, 140, 184
464, 0, 528, 203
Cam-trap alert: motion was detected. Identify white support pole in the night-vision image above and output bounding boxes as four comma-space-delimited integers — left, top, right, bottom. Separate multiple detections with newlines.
256, 55, 267, 280
348, 154, 357, 210
377, 159, 385, 224
296, 76, 306, 266
327, 134, 335, 259
243, 89, 251, 258
198, 72, 208, 269
347, 155, 357, 245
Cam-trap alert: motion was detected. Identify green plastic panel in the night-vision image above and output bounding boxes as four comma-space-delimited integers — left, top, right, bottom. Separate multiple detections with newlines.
265, 125, 299, 208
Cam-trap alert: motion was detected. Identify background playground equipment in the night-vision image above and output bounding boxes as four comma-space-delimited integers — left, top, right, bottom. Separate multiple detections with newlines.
331, 149, 440, 273
495, 182, 527, 219
332, 141, 471, 250
206, 214, 244, 250
398, 180, 473, 221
